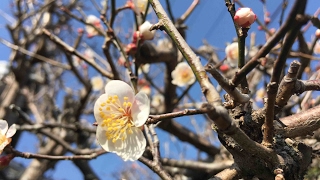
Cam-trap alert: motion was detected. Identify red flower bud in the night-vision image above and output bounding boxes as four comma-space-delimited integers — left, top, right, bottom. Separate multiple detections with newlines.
219, 64, 230, 73
0, 154, 14, 170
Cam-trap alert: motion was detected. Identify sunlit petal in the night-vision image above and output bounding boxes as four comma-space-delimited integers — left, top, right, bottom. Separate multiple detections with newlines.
104, 80, 134, 103
0, 120, 8, 136
96, 126, 116, 152
115, 127, 146, 161
132, 92, 150, 127
6, 124, 16, 138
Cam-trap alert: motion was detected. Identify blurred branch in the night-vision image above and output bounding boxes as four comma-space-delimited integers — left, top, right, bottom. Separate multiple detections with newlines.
16, 122, 95, 133
165, 0, 175, 22
42, 29, 113, 79
161, 158, 233, 172
139, 156, 173, 180
0, 38, 70, 70
10, 104, 96, 155
61, 7, 106, 36
212, 164, 241, 180
8, 147, 106, 160
177, 0, 199, 24
160, 120, 220, 156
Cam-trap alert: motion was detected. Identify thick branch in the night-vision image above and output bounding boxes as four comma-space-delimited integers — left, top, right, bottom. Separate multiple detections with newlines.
279, 105, 320, 138
263, 3, 307, 146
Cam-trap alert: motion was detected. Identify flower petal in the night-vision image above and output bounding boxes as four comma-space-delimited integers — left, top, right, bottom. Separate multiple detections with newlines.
6, 124, 16, 138
93, 94, 109, 124
104, 80, 135, 103
115, 127, 146, 161
0, 139, 10, 154
96, 125, 116, 152
131, 92, 150, 127
0, 120, 8, 136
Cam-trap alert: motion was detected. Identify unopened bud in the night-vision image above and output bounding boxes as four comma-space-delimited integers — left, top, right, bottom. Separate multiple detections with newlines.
139, 21, 155, 40
234, 8, 256, 28
219, 64, 230, 73
264, 17, 271, 25
126, 43, 137, 55
132, 31, 141, 44
315, 29, 320, 38
0, 154, 14, 170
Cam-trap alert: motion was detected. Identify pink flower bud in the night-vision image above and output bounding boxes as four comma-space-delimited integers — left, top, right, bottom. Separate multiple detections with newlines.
126, 43, 137, 54
0, 154, 14, 170
132, 31, 141, 44
139, 21, 155, 40
85, 15, 103, 38
77, 28, 84, 34
265, 11, 270, 17
264, 17, 271, 25
126, 0, 135, 9
234, 8, 256, 28
219, 64, 230, 73
315, 29, 320, 38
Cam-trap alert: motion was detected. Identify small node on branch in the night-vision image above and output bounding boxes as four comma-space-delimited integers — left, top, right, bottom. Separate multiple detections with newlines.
150, 22, 165, 31
311, 16, 320, 29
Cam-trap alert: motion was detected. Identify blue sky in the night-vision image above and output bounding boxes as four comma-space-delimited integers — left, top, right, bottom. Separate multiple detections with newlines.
1, 0, 319, 179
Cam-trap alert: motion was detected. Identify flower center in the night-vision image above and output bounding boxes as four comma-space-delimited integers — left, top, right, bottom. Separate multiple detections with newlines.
181, 69, 190, 79
98, 95, 134, 143
0, 133, 6, 144
228, 49, 238, 60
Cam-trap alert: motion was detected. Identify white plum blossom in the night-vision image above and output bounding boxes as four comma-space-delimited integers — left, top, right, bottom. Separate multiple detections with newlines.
84, 48, 95, 61
138, 64, 150, 74
94, 80, 150, 161
139, 85, 151, 96
85, 15, 103, 37
42, 12, 51, 26
0, 120, 16, 154
0, 61, 9, 80
139, 21, 155, 40
133, 0, 148, 13
234, 7, 256, 28
171, 62, 196, 87
91, 76, 104, 91
151, 94, 165, 113
225, 42, 247, 67
151, 94, 164, 108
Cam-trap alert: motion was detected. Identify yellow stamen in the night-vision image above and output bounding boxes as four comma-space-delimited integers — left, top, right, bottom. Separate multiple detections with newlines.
98, 95, 134, 143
